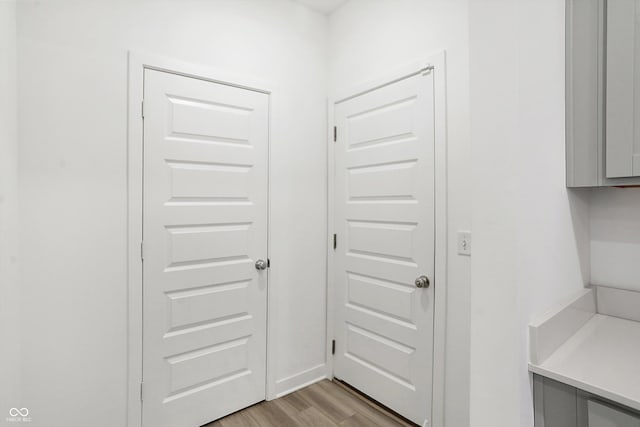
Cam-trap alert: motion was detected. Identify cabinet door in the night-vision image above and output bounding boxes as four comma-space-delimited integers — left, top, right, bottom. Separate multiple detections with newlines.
606, 0, 640, 178
588, 400, 640, 427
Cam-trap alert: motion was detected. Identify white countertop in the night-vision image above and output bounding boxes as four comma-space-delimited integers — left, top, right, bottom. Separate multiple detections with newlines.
529, 314, 640, 412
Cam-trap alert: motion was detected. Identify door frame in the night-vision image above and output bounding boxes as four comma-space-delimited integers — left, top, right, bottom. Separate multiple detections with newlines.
325, 51, 448, 427
126, 51, 278, 427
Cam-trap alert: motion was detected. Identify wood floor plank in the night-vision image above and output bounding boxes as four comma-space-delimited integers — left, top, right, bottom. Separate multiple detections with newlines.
272, 395, 308, 422
282, 390, 312, 412
296, 407, 341, 427
205, 379, 416, 427
244, 400, 299, 427
273, 397, 338, 427
215, 409, 262, 427
322, 381, 415, 427
296, 382, 357, 424
340, 413, 388, 427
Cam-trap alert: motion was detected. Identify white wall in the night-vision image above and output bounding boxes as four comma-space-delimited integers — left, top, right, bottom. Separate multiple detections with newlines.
17, 1, 328, 425
0, 0, 21, 414
16, 2, 626, 427
468, 0, 520, 422
590, 188, 640, 291
469, 0, 590, 426
328, 1, 472, 426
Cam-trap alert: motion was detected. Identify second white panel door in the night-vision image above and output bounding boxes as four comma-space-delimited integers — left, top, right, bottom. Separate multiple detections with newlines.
333, 71, 436, 426
142, 69, 269, 427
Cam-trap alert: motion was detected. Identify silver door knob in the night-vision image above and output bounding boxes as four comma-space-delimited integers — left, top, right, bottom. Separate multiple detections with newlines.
255, 259, 268, 271
415, 275, 430, 288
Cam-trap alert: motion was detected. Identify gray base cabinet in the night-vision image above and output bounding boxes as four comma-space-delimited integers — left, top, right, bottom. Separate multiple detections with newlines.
588, 401, 640, 427
534, 375, 640, 427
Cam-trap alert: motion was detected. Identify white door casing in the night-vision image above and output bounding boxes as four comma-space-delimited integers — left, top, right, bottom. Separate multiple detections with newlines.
333, 70, 436, 426
142, 69, 269, 427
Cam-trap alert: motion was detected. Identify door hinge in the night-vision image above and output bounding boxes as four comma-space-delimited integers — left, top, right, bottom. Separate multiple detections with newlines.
331, 339, 336, 355
140, 382, 144, 401
141, 100, 145, 119
140, 241, 144, 261
333, 234, 337, 250
333, 126, 337, 142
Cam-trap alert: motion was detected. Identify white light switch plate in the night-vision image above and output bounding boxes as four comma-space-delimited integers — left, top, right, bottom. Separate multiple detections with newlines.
457, 231, 472, 256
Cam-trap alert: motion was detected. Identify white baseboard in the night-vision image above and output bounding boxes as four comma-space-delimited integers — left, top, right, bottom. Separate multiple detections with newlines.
271, 363, 328, 399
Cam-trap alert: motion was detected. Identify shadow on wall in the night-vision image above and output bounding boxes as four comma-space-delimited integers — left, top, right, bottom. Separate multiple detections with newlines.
568, 188, 593, 286
590, 187, 640, 290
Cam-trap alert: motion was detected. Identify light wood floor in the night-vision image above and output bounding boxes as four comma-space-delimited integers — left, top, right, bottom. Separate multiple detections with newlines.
206, 380, 417, 427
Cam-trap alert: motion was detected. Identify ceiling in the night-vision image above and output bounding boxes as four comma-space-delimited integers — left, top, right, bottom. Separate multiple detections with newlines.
295, 0, 349, 14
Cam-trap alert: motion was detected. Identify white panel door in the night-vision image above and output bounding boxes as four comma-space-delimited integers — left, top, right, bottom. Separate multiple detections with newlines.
142, 69, 269, 427
333, 71, 435, 426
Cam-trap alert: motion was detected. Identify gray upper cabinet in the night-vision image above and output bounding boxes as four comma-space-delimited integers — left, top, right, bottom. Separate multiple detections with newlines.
606, 0, 640, 178
566, 0, 640, 187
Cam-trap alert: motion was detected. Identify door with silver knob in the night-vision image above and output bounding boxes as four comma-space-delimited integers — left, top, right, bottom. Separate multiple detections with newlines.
142, 69, 269, 427
415, 275, 430, 288
333, 70, 436, 426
